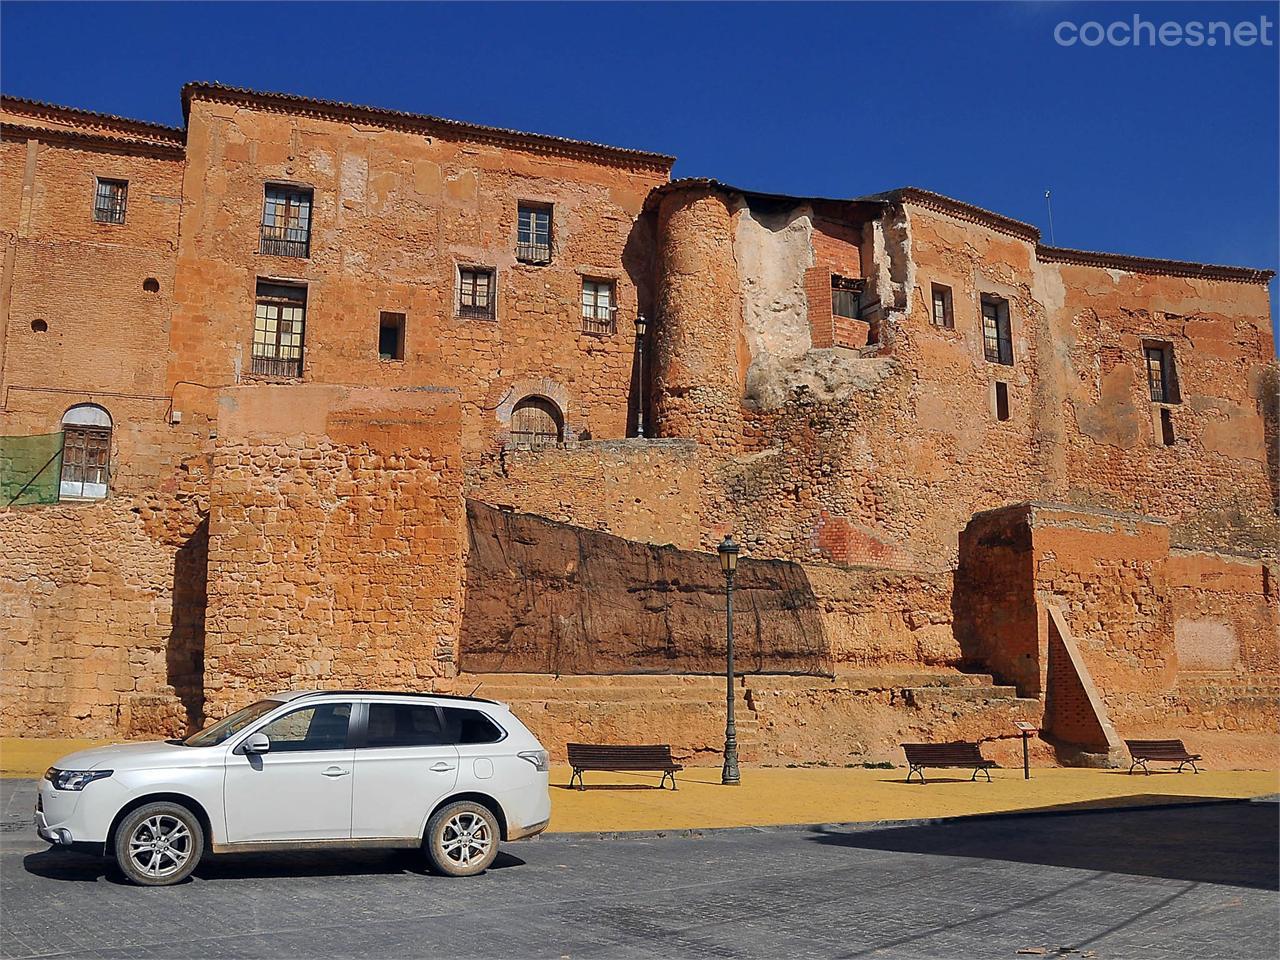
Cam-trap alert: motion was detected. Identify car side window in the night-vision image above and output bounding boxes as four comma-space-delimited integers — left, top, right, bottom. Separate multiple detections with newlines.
365, 703, 449, 748
440, 707, 505, 745
257, 703, 352, 753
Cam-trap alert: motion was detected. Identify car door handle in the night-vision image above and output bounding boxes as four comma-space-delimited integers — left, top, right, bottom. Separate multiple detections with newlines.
429, 762, 456, 772
322, 766, 350, 778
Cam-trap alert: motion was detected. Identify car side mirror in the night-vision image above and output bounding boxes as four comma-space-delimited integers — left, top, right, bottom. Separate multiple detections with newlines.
240, 732, 271, 756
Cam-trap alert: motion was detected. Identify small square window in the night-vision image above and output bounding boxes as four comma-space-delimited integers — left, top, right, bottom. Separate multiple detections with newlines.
379, 312, 405, 361
94, 178, 127, 224
981, 295, 1013, 365
458, 267, 496, 320
517, 204, 552, 264
832, 275, 863, 320
931, 283, 954, 328
994, 381, 1010, 422
581, 279, 616, 335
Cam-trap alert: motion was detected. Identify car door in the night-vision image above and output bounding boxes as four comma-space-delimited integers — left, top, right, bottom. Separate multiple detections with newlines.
223, 700, 355, 843
350, 700, 459, 840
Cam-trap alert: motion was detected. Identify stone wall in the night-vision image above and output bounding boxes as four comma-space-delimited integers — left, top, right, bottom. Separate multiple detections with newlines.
460, 501, 832, 676
201, 384, 465, 719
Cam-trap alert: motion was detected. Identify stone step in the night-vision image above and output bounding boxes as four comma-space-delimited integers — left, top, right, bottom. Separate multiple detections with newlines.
901, 684, 1020, 705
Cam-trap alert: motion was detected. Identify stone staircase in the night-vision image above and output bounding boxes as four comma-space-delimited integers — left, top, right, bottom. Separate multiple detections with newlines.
454, 669, 1037, 765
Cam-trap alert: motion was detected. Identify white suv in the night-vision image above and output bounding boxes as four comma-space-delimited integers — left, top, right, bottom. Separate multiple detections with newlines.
36, 691, 551, 886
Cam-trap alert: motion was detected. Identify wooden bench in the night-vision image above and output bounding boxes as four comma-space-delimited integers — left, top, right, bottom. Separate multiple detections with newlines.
567, 743, 682, 790
901, 741, 998, 784
1125, 739, 1202, 775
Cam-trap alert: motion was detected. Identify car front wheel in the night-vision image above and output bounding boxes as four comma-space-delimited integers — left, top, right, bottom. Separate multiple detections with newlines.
113, 801, 204, 886
424, 800, 500, 877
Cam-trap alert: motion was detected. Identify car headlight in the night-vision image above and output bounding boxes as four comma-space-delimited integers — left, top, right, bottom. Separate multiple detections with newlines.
44, 768, 113, 791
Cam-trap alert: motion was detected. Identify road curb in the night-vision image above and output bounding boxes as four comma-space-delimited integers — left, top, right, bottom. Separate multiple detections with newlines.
534, 794, 1277, 843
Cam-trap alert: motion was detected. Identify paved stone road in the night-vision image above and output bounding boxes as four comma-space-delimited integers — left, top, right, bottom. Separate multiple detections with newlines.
1, 793, 1275, 959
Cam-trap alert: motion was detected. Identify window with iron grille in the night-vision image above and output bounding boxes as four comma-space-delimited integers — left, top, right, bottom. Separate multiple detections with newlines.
251, 282, 306, 378
1143, 344, 1178, 403
260, 185, 313, 258
93, 178, 127, 224
510, 396, 563, 450
458, 267, 496, 320
931, 283, 954, 328
981, 296, 1013, 365
581, 279, 616, 335
831, 275, 863, 320
517, 204, 552, 263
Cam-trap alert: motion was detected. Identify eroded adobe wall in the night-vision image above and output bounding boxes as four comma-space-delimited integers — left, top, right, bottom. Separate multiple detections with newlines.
201, 384, 465, 719
168, 97, 667, 461
459, 501, 832, 676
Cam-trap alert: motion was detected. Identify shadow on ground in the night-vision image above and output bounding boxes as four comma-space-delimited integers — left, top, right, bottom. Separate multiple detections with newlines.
22, 847, 525, 884
810, 796, 1279, 890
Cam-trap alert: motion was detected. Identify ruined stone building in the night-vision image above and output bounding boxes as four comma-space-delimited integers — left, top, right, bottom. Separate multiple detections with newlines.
2, 85, 1277, 767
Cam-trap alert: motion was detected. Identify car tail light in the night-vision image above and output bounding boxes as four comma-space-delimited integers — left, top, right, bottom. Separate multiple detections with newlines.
517, 750, 550, 772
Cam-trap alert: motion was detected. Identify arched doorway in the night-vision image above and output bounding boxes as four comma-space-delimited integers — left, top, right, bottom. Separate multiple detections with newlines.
60, 403, 113, 499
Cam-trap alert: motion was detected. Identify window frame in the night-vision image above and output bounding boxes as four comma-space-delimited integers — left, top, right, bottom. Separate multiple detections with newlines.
251, 281, 307, 378
1143, 342, 1180, 404
930, 283, 954, 329
93, 177, 128, 225
378, 311, 406, 361
516, 203, 553, 264
59, 424, 111, 500
457, 266, 497, 320
831, 275, 863, 321
259, 184, 314, 258
580, 278, 617, 335
981, 295, 1014, 366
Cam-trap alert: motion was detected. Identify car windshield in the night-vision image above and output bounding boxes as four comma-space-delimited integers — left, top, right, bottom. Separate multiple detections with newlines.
182, 699, 282, 747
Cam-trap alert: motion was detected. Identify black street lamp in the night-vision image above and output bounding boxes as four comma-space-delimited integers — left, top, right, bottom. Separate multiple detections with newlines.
717, 534, 741, 785
634, 312, 648, 438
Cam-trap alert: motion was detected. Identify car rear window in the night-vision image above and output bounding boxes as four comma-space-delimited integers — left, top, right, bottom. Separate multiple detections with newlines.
440, 706, 505, 744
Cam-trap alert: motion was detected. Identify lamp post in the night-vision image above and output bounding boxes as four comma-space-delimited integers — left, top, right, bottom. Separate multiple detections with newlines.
717, 534, 741, 785
634, 313, 647, 438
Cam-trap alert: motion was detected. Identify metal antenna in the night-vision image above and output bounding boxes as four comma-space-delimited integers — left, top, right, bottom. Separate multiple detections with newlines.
1045, 190, 1056, 245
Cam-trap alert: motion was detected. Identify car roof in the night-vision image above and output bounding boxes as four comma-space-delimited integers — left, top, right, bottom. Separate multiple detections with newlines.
270, 689, 499, 706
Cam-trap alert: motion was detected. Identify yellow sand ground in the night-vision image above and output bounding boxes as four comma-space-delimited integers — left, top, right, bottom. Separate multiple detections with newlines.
5, 738, 1275, 833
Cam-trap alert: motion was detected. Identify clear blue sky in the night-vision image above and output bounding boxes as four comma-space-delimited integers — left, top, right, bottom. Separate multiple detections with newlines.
3, 1, 1276, 337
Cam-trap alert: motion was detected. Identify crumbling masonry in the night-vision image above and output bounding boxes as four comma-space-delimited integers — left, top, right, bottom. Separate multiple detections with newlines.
2, 85, 1277, 767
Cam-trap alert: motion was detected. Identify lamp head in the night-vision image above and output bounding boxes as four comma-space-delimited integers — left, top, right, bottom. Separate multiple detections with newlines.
635, 312, 648, 337
717, 535, 739, 574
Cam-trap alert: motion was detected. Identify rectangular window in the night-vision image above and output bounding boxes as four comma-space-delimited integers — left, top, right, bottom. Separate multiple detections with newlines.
365, 703, 448, 748
258, 703, 352, 752
260, 185, 313, 258
931, 283, 954, 328
458, 267, 496, 319
379, 312, 405, 361
440, 707, 505, 744
516, 204, 552, 263
251, 282, 306, 378
995, 381, 1010, 422
1143, 344, 1178, 403
832, 275, 862, 320
581, 279, 616, 335
93, 178, 127, 224
60, 426, 111, 499
981, 296, 1013, 365
1160, 408, 1176, 446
